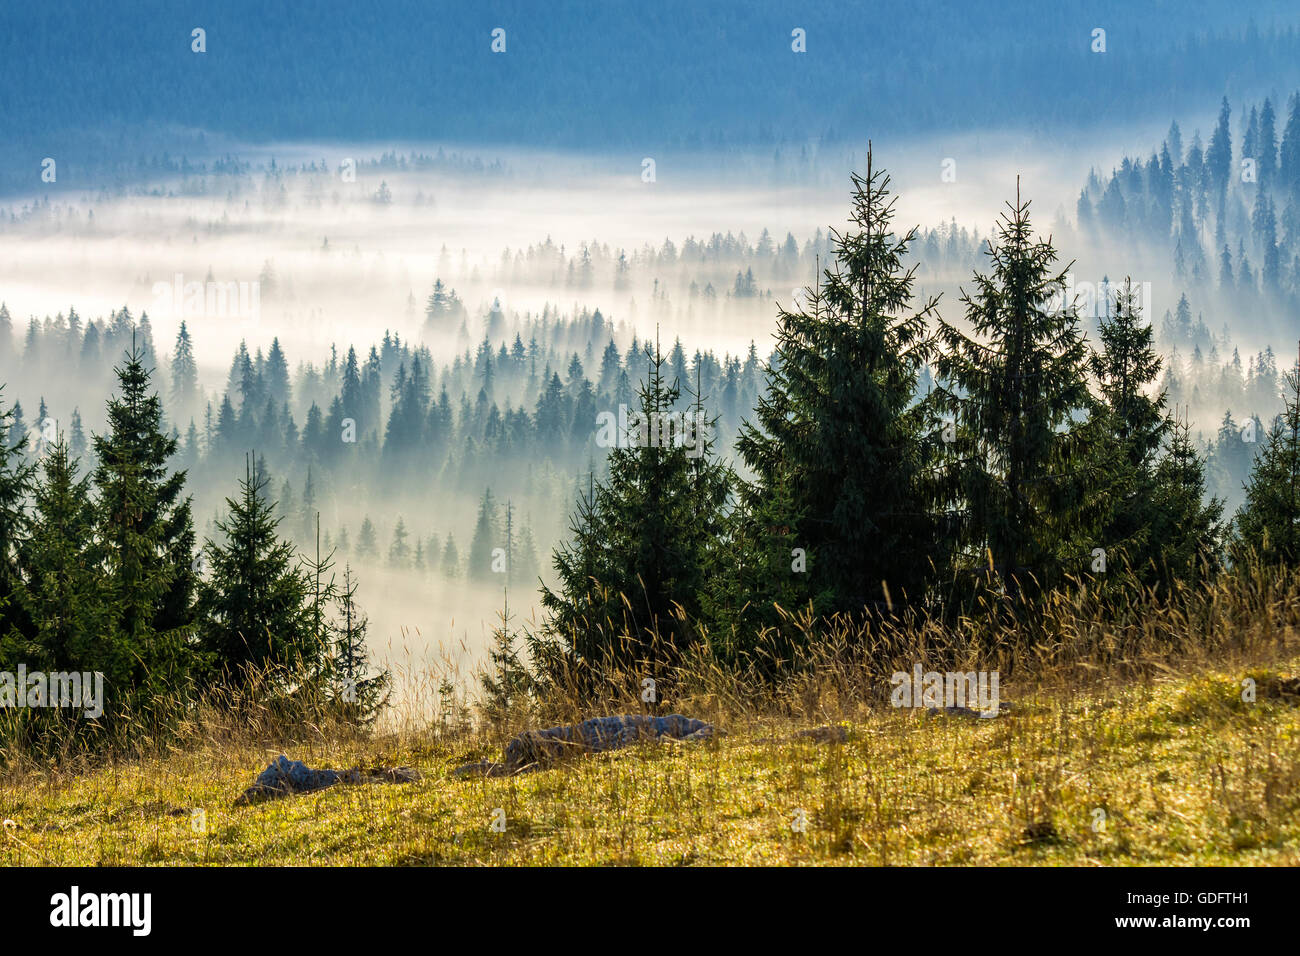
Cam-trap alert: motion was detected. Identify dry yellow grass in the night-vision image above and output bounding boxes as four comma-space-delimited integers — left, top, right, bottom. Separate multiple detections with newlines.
2, 655, 1298, 866
3, 566, 1299, 866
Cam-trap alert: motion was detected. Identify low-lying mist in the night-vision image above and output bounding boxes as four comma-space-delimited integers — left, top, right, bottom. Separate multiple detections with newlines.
2, 125, 1211, 364
2, 127, 1294, 713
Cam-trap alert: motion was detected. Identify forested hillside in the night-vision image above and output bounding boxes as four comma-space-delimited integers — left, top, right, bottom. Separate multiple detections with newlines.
5, 1, 1300, 194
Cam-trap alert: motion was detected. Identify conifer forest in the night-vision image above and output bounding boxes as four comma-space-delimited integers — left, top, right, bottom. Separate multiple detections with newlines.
2, 0, 1299, 915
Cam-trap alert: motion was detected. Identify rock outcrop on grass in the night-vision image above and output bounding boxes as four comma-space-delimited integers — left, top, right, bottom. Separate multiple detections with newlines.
453, 714, 720, 778
235, 755, 421, 805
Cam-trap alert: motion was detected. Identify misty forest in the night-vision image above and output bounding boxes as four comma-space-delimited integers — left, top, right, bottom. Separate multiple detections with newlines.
1, 2, 1299, 879
4, 91, 1300, 733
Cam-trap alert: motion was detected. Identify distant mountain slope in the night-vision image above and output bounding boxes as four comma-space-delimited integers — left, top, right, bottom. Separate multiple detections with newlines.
4, 0, 1300, 149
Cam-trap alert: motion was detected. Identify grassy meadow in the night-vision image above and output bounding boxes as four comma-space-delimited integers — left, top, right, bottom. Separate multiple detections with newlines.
3, 569, 1299, 866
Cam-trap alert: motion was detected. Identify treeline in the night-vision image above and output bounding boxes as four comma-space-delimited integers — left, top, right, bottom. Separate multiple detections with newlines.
521, 156, 1300, 692
1152, 291, 1291, 506
2, 178, 844, 316
1156, 294, 1287, 417
462, 229, 836, 298
1080, 93, 1300, 309
0, 297, 771, 577
0, 348, 387, 748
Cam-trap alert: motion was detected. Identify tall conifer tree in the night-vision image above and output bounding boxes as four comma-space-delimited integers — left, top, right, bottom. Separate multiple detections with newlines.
1085, 281, 1224, 588
533, 338, 730, 677
92, 342, 198, 691
16, 436, 116, 681
198, 457, 315, 680
935, 185, 1092, 598
732, 147, 945, 624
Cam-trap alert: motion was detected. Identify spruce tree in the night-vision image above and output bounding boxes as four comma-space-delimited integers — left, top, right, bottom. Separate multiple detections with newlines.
1148, 416, 1226, 584
388, 516, 410, 567
732, 148, 945, 625
328, 564, 388, 722
0, 389, 34, 657
69, 408, 87, 463
0, 304, 11, 363
170, 320, 199, 417
92, 342, 198, 692
479, 599, 530, 729
1091, 280, 1167, 466
1081, 279, 1168, 580
935, 184, 1092, 599
1206, 97, 1233, 197
533, 338, 730, 677
468, 489, 500, 582
198, 457, 316, 680
301, 511, 337, 666
6, 401, 26, 459
15, 435, 117, 683
441, 533, 460, 578
356, 516, 377, 559
512, 520, 540, 591
299, 467, 317, 542
1085, 281, 1225, 589
1234, 351, 1300, 565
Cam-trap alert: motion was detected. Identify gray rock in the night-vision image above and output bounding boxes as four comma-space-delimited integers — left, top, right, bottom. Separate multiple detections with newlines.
236, 755, 420, 805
